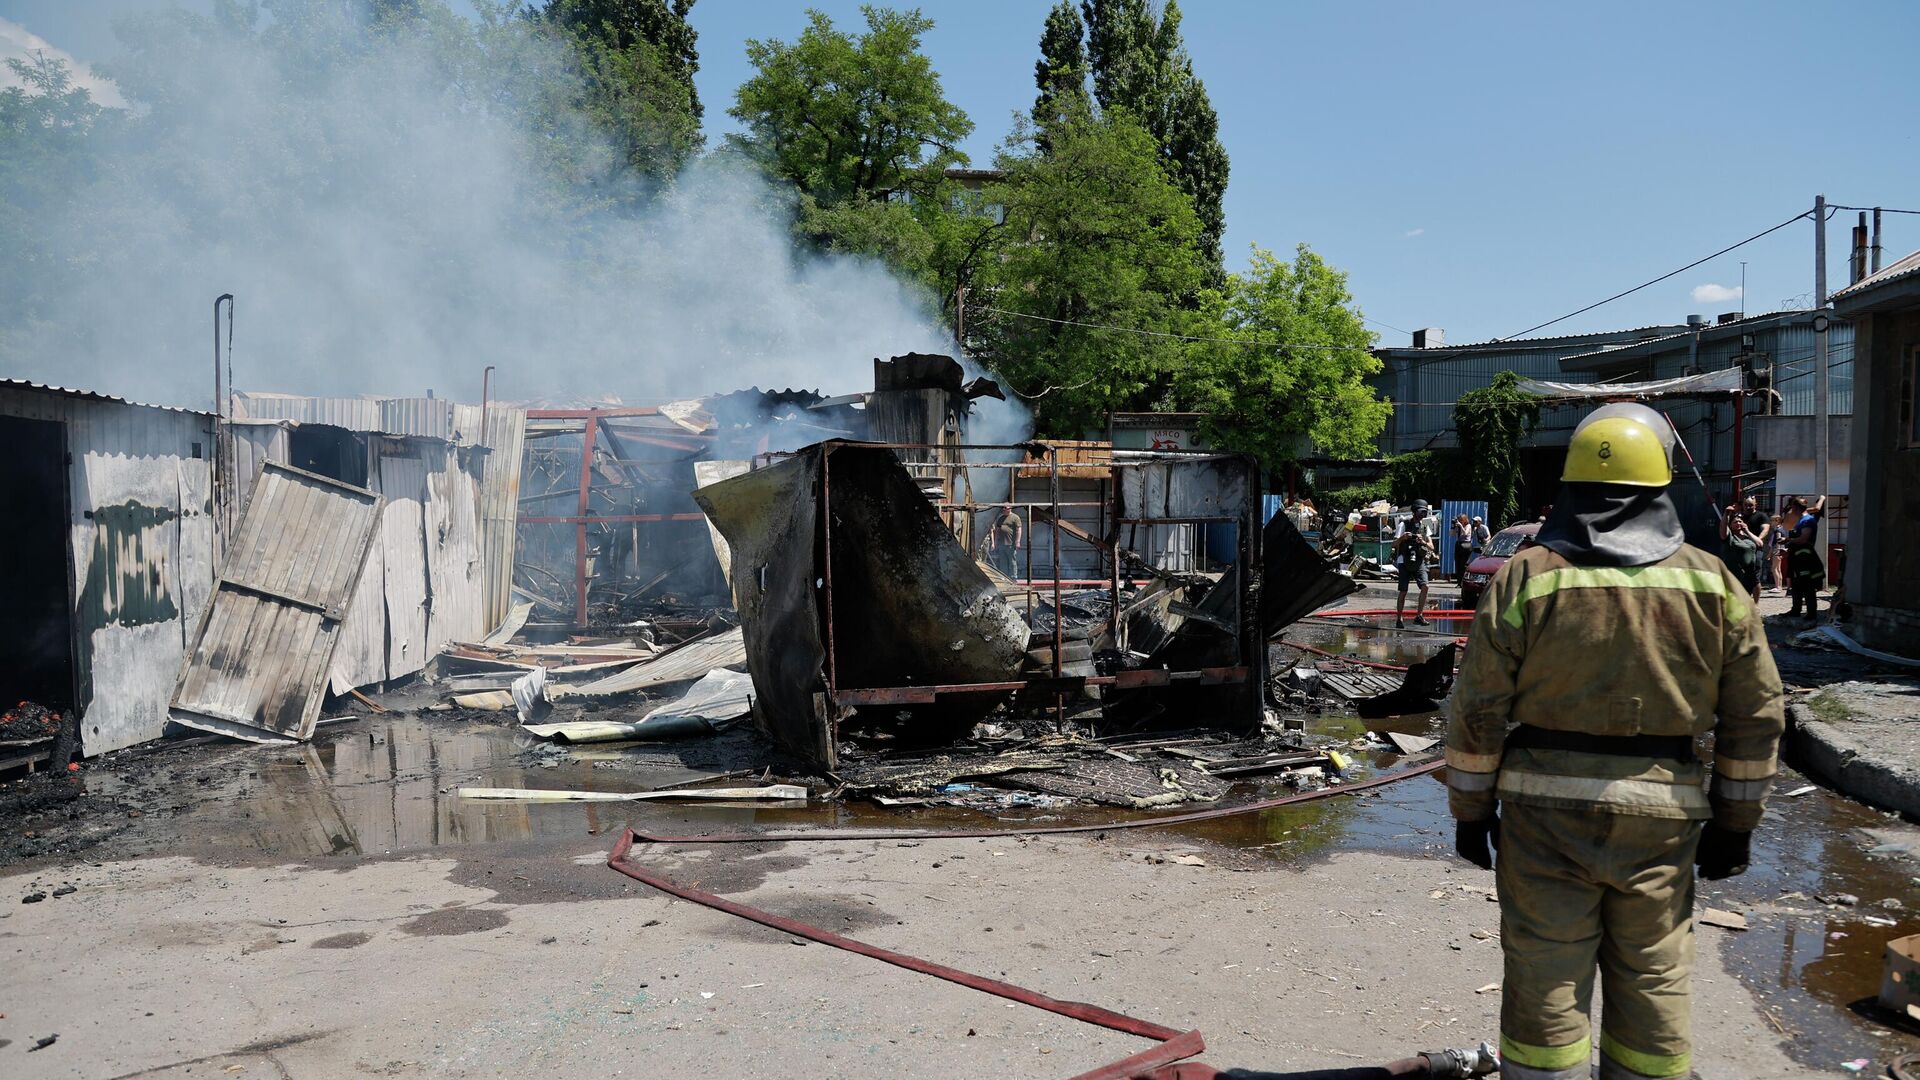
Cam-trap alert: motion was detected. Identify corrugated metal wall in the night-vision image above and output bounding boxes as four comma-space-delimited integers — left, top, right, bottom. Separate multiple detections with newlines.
479, 405, 526, 631
172, 463, 381, 742
0, 384, 216, 755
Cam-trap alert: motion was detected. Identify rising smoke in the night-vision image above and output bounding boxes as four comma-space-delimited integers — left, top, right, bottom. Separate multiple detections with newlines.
2, 1, 989, 414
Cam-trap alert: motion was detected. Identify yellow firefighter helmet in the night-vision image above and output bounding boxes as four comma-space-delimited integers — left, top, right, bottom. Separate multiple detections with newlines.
1562, 406, 1673, 487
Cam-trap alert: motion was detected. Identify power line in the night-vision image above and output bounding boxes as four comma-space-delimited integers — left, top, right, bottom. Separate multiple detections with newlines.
1499, 211, 1814, 341
971, 303, 1375, 351
1829, 204, 1920, 216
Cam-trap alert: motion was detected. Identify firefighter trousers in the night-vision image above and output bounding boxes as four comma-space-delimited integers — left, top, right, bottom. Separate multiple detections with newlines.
1495, 802, 1702, 1080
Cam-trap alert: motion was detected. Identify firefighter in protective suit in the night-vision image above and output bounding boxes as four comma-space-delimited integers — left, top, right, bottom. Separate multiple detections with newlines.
1447, 404, 1784, 1080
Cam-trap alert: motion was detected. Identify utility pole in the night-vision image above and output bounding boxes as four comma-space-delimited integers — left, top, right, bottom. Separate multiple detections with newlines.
954, 283, 967, 354
1812, 195, 1831, 572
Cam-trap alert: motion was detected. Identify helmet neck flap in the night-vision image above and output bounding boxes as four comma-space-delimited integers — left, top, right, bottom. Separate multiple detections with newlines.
1536, 481, 1686, 567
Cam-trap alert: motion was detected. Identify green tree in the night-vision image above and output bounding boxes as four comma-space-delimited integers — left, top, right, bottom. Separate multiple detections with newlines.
727, 7, 971, 207
1032, 1, 1088, 151
1178, 245, 1389, 471
1080, 0, 1227, 282
1454, 370, 1542, 527
971, 109, 1204, 436
538, 0, 704, 181
0, 53, 110, 345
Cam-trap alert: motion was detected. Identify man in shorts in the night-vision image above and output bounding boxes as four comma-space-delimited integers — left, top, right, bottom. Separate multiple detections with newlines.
1394, 499, 1436, 628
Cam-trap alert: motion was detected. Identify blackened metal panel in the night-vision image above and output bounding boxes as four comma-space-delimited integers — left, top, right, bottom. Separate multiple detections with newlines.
1259, 512, 1361, 636
693, 450, 833, 767
821, 446, 1029, 736
170, 462, 381, 742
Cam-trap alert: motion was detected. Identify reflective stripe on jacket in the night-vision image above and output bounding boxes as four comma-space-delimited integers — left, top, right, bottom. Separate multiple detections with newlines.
1446, 543, 1785, 830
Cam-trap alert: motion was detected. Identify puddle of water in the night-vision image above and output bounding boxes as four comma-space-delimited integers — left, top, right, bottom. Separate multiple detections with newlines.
86, 717, 717, 859
1715, 785, 1920, 1065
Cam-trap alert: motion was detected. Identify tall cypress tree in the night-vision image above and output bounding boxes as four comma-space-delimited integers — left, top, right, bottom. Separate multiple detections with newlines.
1033, 1, 1089, 149
1079, 0, 1228, 285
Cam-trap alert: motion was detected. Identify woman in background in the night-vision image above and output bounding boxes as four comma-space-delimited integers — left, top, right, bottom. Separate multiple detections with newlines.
1450, 513, 1473, 582
1722, 509, 1763, 603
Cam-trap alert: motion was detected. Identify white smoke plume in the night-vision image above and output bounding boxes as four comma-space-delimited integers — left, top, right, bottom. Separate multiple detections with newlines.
3, 3, 973, 412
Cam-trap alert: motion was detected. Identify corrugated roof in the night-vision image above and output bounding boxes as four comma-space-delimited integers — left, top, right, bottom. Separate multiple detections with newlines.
1833, 249, 1920, 302
0, 377, 209, 415
1561, 310, 1819, 364
1374, 323, 1693, 355
231, 391, 483, 441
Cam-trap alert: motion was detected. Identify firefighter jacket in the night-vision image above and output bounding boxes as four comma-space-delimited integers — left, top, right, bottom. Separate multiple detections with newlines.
1446, 542, 1785, 832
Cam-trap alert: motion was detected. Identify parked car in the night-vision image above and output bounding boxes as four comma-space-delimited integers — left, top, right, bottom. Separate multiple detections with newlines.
1458, 522, 1542, 609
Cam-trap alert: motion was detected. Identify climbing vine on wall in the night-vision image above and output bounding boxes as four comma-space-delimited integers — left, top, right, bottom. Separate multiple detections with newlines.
1454, 371, 1542, 527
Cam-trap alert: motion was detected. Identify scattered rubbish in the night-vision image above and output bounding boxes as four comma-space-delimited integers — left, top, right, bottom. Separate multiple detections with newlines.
29, 1034, 57, 1052
630, 758, 1445, 844
1841, 1059, 1870, 1073
1169, 854, 1208, 867
457, 784, 808, 802
1356, 643, 1458, 719
510, 666, 551, 725
1383, 732, 1439, 756
1785, 784, 1819, 797
1815, 626, 1920, 669
21, 892, 46, 904
1821, 893, 1862, 907
1473, 983, 1500, 994
1882, 934, 1920, 1019
1699, 908, 1749, 931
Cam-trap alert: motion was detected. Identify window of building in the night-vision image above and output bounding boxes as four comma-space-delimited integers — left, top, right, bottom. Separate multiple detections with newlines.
1906, 345, 1920, 448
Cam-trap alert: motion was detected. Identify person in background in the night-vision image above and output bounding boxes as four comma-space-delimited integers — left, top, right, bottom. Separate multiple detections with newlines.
1782, 495, 1827, 624
1722, 509, 1762, 603
1763, 513, 1785, 595
1741, 496, 1769, 542
986, 506, 1024, 579
1394, 500, 1437, 628
1451, 513, 1474, 583
1472, 515, 1492, 556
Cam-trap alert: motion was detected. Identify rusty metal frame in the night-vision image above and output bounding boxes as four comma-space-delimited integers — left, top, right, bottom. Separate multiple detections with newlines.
811, 441, 1262, 742
519, 407, 715, 625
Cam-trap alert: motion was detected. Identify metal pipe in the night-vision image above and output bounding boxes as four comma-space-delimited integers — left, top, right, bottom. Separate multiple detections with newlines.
481, 364, 495, 419
212, 293, 233, 546
574, 415, 597, 626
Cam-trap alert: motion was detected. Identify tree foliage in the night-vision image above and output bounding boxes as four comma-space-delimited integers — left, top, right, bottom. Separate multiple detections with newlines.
1033, 1, 1088, 152
538, 0, 704, 181
970, 109, 1204, 436
727, 7, 971, 207
1177, 245, 1388, 471
1454, 370, 1542, 527
0, 53, 113, 342
1080, 0, 1227, 283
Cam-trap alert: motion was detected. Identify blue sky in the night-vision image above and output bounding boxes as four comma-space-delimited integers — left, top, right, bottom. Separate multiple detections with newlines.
8, 0, 1917, 347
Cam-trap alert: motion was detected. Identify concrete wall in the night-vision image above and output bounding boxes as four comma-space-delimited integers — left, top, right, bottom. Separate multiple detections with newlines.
1847, 308, 1920, 655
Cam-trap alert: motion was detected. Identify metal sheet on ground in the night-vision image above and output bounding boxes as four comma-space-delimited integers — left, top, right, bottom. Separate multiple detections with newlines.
558, 627, 747, 696
170, 462, 382, 742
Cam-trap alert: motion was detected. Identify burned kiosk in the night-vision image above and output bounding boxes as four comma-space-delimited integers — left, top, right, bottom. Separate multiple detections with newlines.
697, 439, 1287, 770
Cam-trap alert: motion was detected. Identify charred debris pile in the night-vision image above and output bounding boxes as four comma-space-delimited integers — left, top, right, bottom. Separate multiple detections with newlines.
410, 353, 1446, 810
3, 355, 1451, 811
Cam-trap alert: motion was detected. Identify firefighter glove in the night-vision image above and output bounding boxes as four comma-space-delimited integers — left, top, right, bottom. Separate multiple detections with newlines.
1696, 823, 1752, 880
1455, 816, 1498, 871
